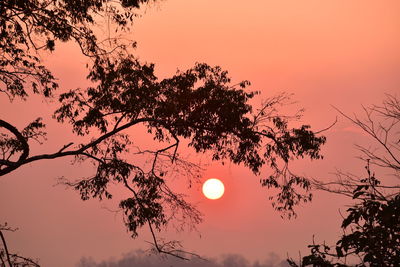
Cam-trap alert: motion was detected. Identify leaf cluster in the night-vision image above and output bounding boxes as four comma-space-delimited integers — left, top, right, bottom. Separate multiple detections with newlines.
54, 55, 326, 217
0, 0, 151, 99
1, 0, 328, 261
290, 166, 400, 267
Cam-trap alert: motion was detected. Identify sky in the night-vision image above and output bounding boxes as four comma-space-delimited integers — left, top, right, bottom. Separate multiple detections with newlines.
1, 0, 399, 266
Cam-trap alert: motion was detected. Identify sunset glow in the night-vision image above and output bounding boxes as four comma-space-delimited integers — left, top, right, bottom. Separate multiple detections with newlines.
202, 178, 225, 200
1, 1, 399, 266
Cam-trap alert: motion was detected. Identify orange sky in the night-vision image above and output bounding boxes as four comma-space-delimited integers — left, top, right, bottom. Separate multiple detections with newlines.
1, 1, 399, 266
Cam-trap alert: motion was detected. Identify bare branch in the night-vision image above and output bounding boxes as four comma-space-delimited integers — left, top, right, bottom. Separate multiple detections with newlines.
0, 230, 12, 267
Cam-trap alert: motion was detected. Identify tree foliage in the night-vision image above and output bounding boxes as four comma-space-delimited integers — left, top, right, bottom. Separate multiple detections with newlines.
289, 95, 400, 267
1, 0, 327, 264
0, 0, 152, 100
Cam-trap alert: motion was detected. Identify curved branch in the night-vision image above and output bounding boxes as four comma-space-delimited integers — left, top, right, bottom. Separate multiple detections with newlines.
0, 119, 29, 176
9, 254, 40, 267
314, 116, 337, 134
0, 117, 163, 176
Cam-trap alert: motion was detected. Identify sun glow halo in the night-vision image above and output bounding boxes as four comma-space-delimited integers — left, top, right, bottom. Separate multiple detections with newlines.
202, 178, 225, 200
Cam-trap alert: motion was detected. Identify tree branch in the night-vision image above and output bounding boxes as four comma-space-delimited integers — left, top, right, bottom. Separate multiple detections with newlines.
0, 230, 12, 267
0, 119, 29, 176
0, 117, 164, 176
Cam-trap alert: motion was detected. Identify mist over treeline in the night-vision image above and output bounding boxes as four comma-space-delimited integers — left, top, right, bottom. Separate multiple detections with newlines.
76, 250, 289, 267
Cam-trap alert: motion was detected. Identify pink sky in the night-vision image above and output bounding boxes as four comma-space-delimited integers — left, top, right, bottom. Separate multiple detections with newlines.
1, 1, 399, 266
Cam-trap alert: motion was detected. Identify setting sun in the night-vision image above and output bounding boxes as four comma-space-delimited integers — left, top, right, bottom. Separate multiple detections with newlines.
202, 178, 225, 200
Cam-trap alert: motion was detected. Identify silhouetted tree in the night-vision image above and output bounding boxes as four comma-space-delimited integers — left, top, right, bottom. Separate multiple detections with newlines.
0, 223, 40, 266
289, 95, 400, 267
0, 0, 326, 265
0, 0, 152, 100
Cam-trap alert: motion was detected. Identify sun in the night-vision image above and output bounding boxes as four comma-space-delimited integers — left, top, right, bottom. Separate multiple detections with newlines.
202, 178, 225, 200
